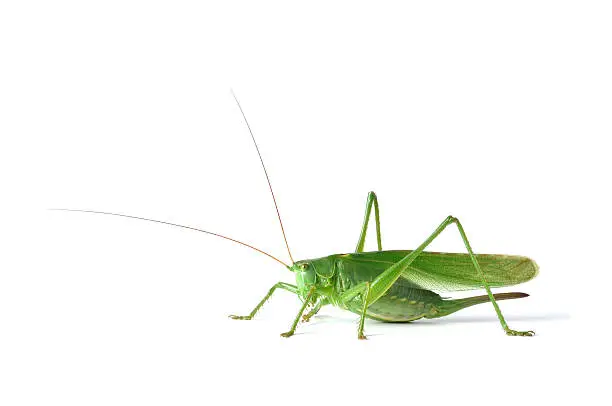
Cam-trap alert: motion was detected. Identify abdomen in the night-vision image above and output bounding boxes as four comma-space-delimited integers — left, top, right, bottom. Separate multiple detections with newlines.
337, 266, 443, 322
364, 285, 442, 322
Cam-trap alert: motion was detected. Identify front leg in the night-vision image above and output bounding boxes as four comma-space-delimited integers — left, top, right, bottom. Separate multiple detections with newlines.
229, 282, 298, 320
280, 287, 316, 338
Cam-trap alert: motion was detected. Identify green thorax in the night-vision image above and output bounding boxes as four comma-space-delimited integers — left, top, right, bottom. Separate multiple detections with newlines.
291, 256, 337, 300
291, 252, 417, 304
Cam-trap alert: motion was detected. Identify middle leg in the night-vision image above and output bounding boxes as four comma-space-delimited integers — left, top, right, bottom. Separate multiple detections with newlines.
302, 298, 328, 322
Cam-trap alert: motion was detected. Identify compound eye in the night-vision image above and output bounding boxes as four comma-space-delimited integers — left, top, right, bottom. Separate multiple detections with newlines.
299, 263, 309, 271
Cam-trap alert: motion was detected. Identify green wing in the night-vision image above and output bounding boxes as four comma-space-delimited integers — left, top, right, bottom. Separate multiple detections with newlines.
337, 250, 538, 292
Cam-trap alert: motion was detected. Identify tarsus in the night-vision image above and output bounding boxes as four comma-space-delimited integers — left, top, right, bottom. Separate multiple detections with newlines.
231, 90, 295, 264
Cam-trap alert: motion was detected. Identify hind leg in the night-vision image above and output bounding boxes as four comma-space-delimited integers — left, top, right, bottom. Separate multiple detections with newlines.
355, 191, 383, 252
342, 216, 534, 338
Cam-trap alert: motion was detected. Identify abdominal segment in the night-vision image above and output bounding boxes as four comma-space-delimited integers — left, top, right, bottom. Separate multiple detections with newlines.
354, 285, 443, 322
365, 296, 437, 322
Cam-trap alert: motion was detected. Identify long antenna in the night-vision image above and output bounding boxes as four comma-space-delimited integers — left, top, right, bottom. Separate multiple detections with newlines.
231, 90, 295, 264
50, 208, 290, 268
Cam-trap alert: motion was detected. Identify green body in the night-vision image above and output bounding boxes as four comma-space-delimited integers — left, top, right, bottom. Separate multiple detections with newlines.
293, 250, 538, 323
58, 194, 539, 338
231, 192, 538, 338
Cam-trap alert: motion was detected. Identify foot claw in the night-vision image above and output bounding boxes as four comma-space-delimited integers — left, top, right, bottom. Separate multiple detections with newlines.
506, 329, 535, 337
280, 331, 294, 338
358, 334, 368, 340
229, 315, 252, 320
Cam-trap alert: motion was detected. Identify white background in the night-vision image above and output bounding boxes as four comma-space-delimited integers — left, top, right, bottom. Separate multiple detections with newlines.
1, 1, 610, 405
